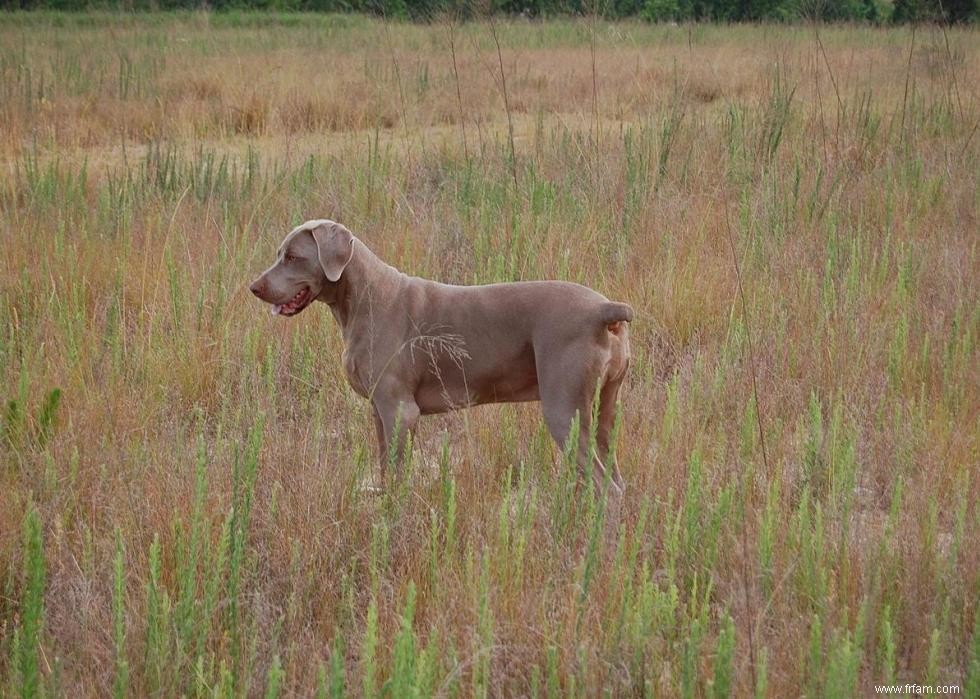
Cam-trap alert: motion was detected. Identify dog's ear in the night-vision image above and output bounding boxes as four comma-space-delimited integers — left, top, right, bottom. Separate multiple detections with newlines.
311, 222, 354, 282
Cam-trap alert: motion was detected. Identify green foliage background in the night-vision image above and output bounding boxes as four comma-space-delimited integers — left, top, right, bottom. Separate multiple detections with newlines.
0, 0, 976, 24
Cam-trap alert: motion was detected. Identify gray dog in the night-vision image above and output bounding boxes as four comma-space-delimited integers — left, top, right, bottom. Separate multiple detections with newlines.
250, 220, 632, 496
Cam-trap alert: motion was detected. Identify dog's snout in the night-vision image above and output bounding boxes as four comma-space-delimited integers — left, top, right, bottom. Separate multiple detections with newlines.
249, 278, 266, 298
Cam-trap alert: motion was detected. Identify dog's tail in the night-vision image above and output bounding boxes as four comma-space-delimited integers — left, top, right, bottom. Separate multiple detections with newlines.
600, 301, 634, 325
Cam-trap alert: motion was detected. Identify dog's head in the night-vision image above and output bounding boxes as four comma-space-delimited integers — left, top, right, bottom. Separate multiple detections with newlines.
249, 219, 354, 317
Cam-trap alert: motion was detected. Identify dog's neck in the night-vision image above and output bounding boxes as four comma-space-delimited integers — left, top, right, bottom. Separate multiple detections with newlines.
322, 238, 404, 341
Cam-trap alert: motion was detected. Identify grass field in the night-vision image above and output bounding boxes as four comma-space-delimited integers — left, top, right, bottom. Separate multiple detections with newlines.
1, 12, 978, 697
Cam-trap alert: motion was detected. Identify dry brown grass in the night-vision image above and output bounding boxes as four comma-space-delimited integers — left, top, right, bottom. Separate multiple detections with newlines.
0, 11, 978, 698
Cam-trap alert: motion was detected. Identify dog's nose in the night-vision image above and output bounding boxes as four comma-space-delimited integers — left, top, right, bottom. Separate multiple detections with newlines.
249, 279, 265, 297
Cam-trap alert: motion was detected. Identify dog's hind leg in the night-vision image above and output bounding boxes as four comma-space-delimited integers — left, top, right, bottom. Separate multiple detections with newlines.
596, 374, 626, 494
536, 344, 615, 496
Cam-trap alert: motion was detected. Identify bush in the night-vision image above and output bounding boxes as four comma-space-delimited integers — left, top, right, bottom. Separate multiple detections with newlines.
642, 0, 679, 21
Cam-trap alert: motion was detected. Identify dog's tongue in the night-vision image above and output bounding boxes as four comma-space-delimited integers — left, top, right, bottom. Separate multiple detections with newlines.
270, 304, 283, 316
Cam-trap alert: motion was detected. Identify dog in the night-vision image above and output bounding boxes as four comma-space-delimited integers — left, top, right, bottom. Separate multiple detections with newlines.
250, 220, 632, 496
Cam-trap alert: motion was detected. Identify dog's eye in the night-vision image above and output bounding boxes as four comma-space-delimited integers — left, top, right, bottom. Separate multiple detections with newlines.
283, 253, 296, 262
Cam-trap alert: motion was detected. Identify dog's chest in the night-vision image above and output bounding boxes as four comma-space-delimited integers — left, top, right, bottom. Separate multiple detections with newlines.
341, 347, 371, 398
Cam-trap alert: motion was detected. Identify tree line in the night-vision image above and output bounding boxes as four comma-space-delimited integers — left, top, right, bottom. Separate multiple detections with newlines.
0, 0, 975, 25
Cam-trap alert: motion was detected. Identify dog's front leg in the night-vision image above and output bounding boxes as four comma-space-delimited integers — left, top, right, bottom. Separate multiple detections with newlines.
372, 393, 420, 483
371, 406, 386, 477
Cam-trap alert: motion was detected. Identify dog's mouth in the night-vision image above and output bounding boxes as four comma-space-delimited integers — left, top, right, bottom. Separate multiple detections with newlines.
270, 286, 313, 317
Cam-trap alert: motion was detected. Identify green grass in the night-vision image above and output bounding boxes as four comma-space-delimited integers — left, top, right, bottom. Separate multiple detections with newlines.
0, 12, 978, 697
